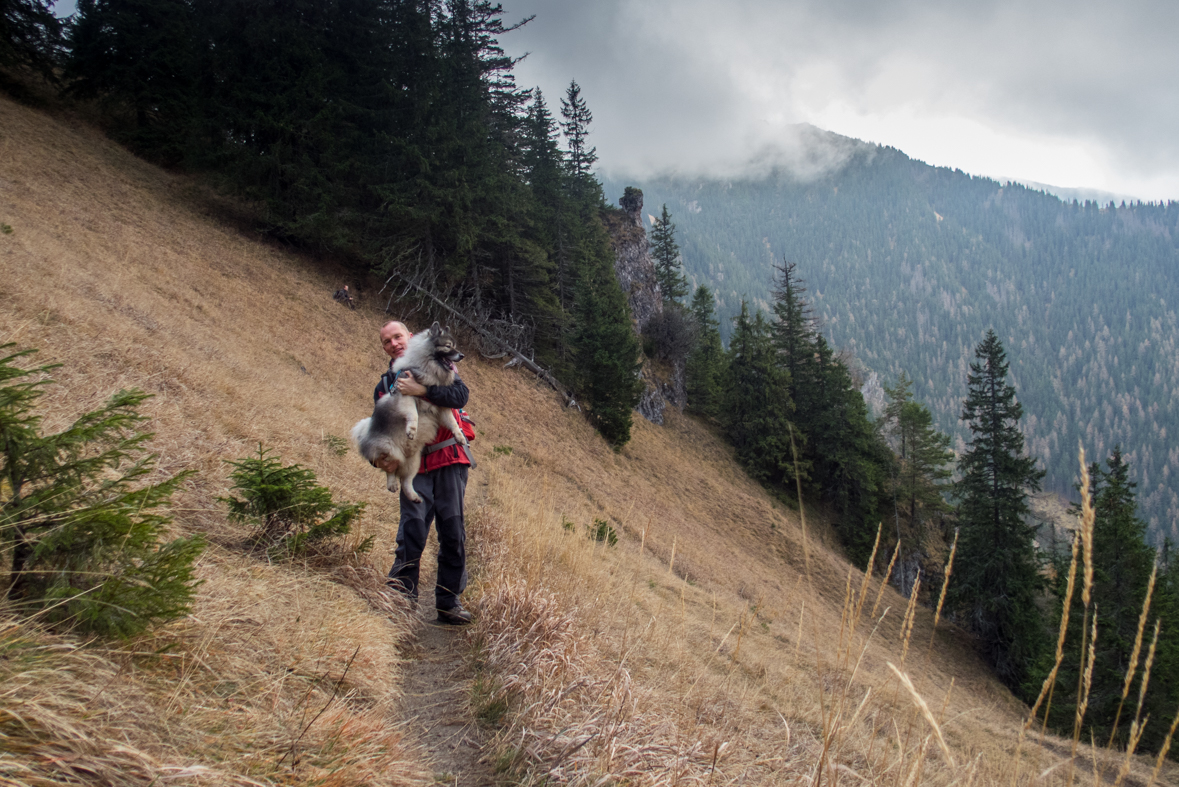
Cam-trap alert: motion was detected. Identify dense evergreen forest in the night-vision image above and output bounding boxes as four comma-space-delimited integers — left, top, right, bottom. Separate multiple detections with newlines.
2, 0, 642, 444
604, 139, 1179, 543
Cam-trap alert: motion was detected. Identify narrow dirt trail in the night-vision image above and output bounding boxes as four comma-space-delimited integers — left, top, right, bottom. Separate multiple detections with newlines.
394, 532, 497, 787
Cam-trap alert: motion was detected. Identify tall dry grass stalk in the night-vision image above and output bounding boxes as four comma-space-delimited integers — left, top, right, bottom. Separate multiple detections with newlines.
1112, 620, 1161, 787
871, 542, 901, 620
1078, 446, 1095, 609
1146, 705, 1179, 787
792, 433, 813, 585
853, 522, 883, 632
899, 573, 921, 666
887, 663, 955, 768
1106, 557, 1158, 749
1065, 446, 1099, 787
927, 528, 958, 651
1024, 520, 1082, 732
1066, 607, 1100, 787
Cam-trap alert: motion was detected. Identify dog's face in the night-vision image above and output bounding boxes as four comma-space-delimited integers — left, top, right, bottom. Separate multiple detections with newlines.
428, 322, 464, 367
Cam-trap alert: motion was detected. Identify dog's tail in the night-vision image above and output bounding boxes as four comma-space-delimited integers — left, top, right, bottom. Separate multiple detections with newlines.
351, 417, 372, 451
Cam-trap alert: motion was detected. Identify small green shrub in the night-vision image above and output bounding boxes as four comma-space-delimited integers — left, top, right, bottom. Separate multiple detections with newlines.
0, 346, 204, 637
1, 224, 13, 235
471, 674, 509, 728
561, 515, 575, 533
321, 434, 349, 456
492, 444, 513, 456
587, 517, 617, 546
221, 445, 366, 556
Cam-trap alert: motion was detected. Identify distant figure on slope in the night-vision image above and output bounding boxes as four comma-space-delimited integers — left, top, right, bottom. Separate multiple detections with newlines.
370, 320, 475, 625
333, 285, 355, 309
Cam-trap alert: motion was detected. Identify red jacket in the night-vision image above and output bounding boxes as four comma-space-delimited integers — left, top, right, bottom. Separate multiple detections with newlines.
420, 410, 476, 473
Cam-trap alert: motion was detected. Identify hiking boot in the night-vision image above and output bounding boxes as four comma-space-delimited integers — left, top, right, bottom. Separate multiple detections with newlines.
385, 579, 417, 610
436, 604, 473, 625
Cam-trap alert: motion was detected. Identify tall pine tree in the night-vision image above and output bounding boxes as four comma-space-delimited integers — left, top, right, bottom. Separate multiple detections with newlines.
686, 284, 726, 419
725, 303, 796, 487
559, 79, 596, 197
553, 80, 642, 446
770, 258, 816, 389
804, 335, 891, 566
650, 203, 687, 303
0, 0, 61, 81
884, 372, 954, 565
950, 330, 1047, 693
64, 0, 201, 159
570, 254, 643, 448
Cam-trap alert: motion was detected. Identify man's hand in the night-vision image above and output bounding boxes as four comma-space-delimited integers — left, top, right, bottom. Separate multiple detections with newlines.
396, 371, 428, 398
372, 454, 400, 474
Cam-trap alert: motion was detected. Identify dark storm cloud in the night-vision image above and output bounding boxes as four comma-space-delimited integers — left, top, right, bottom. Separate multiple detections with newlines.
498, 0, 1179, 194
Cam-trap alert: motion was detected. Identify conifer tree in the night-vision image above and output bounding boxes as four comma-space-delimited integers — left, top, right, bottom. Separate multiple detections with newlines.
552, 79, 642, 444
650, 204, 688, 303
803, 335, 891, 565
64, 0, 201, 158
884, 372, 954, 552
519, 87, 571, 360
686, 284, 726, 419
560, 79, 597, 196
521, 88, 564, 246
570, 248, 643, 448
1045, 448, 1179, 751
765, 258, 890, 556
770, 258, 816, 387
950, 330, 1047, 692
725, 303, 796, 486
0, 0, 61, 80
1, 346, 204, 637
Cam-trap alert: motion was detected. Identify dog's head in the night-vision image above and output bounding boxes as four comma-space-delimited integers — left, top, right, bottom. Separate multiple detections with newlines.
428, 321, 465, 368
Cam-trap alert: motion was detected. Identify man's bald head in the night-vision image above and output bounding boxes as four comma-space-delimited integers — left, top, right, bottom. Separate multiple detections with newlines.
380, 321, 412, 360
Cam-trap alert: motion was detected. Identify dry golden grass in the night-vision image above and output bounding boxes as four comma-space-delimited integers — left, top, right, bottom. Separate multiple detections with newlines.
1, 92, 1176, 786
1, 94, 426, 785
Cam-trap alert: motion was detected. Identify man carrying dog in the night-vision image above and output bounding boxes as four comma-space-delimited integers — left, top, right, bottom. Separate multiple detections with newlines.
372, 320, 474, 625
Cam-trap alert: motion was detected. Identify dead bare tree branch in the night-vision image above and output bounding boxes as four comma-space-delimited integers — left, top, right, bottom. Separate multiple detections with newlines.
380, 267, 578, 409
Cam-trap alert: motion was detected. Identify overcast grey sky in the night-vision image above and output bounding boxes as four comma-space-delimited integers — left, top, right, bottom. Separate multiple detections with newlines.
497, 0, 1179, 201
50, 0, 1178, 199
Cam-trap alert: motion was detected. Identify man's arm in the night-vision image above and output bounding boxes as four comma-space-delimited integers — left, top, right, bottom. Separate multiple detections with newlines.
397, 372, 469, 409
426, 375, 469, 409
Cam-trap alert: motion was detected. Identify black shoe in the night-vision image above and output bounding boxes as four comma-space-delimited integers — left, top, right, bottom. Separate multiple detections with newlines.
385, 580, 417, 609
436, 604, 473, 625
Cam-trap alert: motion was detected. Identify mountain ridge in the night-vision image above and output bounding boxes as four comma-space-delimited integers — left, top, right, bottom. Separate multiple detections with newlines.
603, 134, 1179, 543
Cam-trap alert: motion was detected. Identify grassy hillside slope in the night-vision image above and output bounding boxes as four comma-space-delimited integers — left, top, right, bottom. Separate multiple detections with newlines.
1, 95, 1172, 786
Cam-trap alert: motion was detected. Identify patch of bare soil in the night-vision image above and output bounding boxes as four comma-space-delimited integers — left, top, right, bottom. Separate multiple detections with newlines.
394, 530, 496, 787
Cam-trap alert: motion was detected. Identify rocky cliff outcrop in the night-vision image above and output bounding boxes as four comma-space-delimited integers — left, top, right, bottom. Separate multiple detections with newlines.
605, 187, 662, 332
603, 187, 685, 425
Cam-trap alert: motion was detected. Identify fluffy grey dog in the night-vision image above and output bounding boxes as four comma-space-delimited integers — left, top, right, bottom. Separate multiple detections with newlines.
352, 322, 467, 502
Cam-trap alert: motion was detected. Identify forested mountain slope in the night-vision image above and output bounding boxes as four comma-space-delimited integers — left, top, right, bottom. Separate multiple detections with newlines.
605, 134, 1179, 542
4, 91, 1137, 786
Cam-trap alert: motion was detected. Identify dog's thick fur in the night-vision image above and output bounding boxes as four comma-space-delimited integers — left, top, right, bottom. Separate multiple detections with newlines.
351, 322, 467, 502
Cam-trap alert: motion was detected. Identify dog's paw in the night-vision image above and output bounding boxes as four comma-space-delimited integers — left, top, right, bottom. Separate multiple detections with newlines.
405, 425, 417, 440
404, 489, 422, 503
385, 474, 399, 493
455, 432, 468, 446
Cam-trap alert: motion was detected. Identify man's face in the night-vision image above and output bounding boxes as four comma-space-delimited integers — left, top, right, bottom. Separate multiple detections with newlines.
380, 322, 411, 360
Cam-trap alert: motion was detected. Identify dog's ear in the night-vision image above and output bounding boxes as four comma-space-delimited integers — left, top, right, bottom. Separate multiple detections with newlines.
429, 321, 441, 337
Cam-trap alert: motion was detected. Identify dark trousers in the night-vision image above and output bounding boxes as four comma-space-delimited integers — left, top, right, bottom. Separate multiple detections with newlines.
387, 464, 468, 610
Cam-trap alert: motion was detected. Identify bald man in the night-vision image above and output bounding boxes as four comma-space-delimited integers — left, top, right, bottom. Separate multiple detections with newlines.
373, 320, 474, 625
